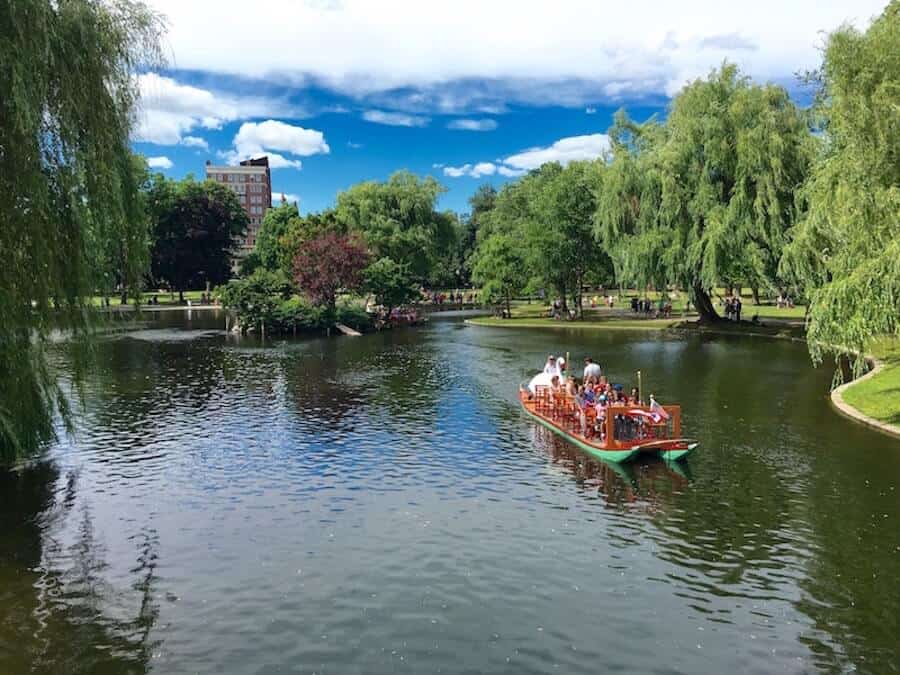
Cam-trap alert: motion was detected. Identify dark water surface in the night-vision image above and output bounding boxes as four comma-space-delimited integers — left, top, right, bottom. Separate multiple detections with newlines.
2, 311, 899, 674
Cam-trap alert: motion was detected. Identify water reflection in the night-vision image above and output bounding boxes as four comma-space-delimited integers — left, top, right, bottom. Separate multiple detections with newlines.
0, 463, 158, 674
2, 312, 899, 673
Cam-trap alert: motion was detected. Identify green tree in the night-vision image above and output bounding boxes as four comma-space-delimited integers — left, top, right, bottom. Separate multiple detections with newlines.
363, 258, 420, 317
471, 234, 527, 318
149, 178, 248, 301
597, 64, 812, 321
88, 154, 154, 305
0, 0, 163, 459
782, 1, 900, 375
481, 161, 607, 316
459, 184, 497, 282
252, 199, 301, 273
335, 171, 455, 281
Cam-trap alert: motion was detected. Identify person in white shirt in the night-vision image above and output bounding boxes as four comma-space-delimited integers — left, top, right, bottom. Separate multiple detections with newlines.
583, 357, 602, 381
543, 355, 558, 376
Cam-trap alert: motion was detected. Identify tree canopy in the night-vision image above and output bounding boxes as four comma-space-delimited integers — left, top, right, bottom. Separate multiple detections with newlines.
596, 64, 812, 320
0, 0, 163, 459
149, 177, 248, 298
335, 171, 456, 281
782, 1, 900, 373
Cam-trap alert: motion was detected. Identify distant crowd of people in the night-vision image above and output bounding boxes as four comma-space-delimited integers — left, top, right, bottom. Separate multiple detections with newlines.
425, 290, 478, 305
631, 296, 673, 318
723, 296, 742, 321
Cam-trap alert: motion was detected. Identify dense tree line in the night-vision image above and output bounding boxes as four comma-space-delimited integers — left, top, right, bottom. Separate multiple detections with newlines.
227, 171, 465, 332
473, 1, 899, 370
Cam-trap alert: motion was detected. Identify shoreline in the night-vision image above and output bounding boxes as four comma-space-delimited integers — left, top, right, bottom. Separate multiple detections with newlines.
465, 315, 900, 441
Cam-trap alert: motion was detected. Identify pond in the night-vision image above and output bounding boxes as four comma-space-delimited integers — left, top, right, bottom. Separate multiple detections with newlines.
2, 311, 899, 674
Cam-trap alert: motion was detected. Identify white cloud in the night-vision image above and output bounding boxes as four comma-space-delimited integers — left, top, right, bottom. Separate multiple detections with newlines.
273, 191, 301, 205
443, 164, 471, 178
147, 156, 174, 169
145, 0, 886, 106
362, 110, 429, 127
442, 133, 611, 179
498, 165, 526, 177
181, 135, 209, 150
585, 107, 597, 114
503, 134, 610, 170
134, 72, 302, 145
442, 162, 498, 178
347, 140, 363, 149
447, 118, 497, 131
219, 120, 329, 170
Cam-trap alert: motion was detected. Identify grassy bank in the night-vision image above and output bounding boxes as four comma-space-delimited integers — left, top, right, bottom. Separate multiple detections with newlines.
840, 339, 900, 428
466, 302, 806, 338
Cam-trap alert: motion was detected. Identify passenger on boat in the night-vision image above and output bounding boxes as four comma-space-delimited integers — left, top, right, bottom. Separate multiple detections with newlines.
543, 355, 558, 376
629, 387, 640, 405
583, 357, 602, 381
549, 375, 562, 400
574, 385, 588, 434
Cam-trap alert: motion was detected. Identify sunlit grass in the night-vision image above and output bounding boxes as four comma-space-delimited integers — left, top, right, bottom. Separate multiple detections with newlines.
842, 338, 900, 427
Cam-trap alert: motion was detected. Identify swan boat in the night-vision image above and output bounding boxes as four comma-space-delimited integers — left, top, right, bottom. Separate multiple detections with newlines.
519, 382, 698, 464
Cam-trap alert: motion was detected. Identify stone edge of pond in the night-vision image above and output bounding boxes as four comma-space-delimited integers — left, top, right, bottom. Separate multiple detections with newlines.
830, 358, 900, 440
464, 317, 900, 440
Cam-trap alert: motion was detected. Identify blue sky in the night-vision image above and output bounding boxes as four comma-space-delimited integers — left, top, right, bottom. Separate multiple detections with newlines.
134, 0, 887, 215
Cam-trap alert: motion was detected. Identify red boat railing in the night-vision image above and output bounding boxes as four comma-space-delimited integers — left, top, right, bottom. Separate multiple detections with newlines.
524, 386, 681, 449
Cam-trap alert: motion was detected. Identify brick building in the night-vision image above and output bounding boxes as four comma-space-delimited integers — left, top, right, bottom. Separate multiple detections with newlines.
205, 156, 272, 258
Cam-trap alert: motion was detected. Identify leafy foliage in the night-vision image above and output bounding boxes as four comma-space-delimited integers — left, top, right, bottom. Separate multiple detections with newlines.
782, 2, 900, 374
335, 171, 455, 281
293, 233, 370, 310
149, 177, 248, 297
0, 0, 163, 459
471, 234, 527, 316
218, 271, 372, 334
596, 64, 812, 320
479, 161, 608, 315
363, 257, 420, 314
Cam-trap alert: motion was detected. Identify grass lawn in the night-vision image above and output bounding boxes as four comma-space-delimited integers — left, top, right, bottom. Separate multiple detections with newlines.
90, 290, 209, 307
470, 299, 805, 335
841, 338, 900, 427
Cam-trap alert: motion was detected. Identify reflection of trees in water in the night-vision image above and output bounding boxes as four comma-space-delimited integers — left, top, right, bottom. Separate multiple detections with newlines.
792, 451, 900, 671
0, 463, 159, 674
278, 328, 446, 429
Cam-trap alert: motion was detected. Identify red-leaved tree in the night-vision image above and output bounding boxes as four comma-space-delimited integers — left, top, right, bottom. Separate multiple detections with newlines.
293, 232, 370, 310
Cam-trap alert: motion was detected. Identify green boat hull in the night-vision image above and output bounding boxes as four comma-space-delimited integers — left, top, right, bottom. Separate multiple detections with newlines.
522, 405, 639, 463
659, 444, 697, 462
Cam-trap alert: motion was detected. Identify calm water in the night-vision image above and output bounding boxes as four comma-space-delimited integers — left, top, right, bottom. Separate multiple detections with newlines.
2, 311, 899, 674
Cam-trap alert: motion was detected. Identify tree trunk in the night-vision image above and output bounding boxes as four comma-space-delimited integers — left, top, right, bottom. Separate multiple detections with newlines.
557, 284, 568, 314
751, 286, 760, 305
178, 289, 184, 303
692, 282, 721, 323
505, 289, 511, 319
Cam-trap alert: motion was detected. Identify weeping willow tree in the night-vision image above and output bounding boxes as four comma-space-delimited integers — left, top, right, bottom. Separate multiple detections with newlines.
781, 1, 900, 377
0, 0, 164, 460
597, 64, 813, 321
